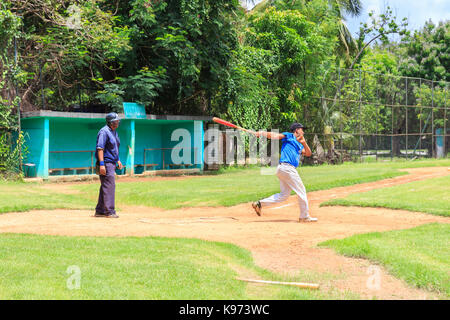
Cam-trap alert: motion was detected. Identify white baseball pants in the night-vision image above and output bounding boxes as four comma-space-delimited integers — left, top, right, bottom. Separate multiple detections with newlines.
259, 163, 310, 219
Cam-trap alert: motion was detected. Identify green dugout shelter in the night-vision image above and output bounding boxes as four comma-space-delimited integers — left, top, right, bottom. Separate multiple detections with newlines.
21, 108, 210, 179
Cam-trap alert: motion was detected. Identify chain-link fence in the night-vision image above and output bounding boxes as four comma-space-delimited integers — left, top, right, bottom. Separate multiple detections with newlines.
303, 68, 449, 162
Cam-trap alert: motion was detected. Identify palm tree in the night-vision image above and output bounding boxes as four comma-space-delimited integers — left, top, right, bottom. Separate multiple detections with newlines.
333, 0, 362, 63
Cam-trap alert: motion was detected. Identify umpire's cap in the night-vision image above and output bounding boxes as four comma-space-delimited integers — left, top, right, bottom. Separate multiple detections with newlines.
106, 112, 120, 123
289, 122, 307, 132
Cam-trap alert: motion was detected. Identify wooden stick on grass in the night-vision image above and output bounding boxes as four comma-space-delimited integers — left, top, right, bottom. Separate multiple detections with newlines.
237, 278, 320, 290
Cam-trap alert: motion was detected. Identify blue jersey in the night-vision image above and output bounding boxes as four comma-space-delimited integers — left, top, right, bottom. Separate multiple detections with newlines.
96, 125, 121, 163
279, 132, 304, 168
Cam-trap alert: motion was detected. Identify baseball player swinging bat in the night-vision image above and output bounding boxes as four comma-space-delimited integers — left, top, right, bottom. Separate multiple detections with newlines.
213, 116, 317, 223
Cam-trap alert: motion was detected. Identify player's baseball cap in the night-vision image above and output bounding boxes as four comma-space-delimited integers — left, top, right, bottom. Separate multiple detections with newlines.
106, 112, 120, 123
289, 122, 307, 132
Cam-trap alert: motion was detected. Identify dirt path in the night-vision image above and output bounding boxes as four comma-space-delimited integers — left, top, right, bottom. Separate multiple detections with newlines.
1, 167, 449, 299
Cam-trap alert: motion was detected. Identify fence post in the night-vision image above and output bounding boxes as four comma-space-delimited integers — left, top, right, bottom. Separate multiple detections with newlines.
405, 77, 408, 160
419, 79, 422, 156
376, 80, 379, 162
431, 81, 434, 158
445, 84, 447, 157
359, 69, 362, 161
338, 67, 343, 163
391, 77, 394, 161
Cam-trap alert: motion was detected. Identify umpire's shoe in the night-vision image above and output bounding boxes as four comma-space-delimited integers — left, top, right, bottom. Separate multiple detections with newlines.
252, 201, 262, 216
105, 213, 119, 218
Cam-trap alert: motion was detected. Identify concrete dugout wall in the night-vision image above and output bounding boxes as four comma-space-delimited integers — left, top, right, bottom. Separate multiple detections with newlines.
21, 110, 208, 179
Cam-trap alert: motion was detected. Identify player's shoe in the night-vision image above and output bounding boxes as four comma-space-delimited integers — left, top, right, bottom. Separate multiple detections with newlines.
299, 216, 318, 223
252, 201, 262, 216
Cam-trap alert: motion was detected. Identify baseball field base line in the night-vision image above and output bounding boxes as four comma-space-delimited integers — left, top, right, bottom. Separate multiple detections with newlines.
138, 217, 239, 225
237, 278, 320, 290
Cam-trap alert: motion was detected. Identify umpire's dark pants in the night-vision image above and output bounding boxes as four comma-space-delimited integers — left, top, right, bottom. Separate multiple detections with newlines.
96, 162, 116, 215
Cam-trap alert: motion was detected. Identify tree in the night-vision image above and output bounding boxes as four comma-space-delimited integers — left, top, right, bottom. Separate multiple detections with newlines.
77, 0, 241, 115
398, 20, 449, 82
245, 6, 338, 128
3, 0, 242, 116
4, 0, 131, 111
211, 44, 278, 131
251, 0, 362, 63
0, 6, 24, 178
328, 0, 362, 63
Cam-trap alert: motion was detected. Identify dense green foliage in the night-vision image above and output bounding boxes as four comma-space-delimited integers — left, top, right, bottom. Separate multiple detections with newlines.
2, 0, 243, 115
398, 21, 449, 82
214, 2, 340, 129
1, 0, 344, 125
0, 8, 23, 178
3, 1, 445, 114
1, 1, 447, 119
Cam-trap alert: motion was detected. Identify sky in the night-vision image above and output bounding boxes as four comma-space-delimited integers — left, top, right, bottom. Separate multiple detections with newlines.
244, 0, 450, 37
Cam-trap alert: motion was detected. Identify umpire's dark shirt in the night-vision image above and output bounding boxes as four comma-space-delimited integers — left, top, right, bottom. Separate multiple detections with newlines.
96, 125, 120, 163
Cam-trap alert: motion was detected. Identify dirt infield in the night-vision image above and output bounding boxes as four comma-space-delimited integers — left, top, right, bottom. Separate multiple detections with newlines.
1, 167, 449, 299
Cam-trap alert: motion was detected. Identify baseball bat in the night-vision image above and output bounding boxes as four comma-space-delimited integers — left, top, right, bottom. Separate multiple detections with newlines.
237, 278, 320, 290
212, 117, 254, 134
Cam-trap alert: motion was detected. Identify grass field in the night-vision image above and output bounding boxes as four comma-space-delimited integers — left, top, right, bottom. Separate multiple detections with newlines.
0, 159, 448, 300
319, 223, 450, 298
0, 233, 353, 300
0, 181, 91, 214
0, 158, 448, 213
85, 164, 405, 210
321, 175, 450, 217
75, 158, 449, 210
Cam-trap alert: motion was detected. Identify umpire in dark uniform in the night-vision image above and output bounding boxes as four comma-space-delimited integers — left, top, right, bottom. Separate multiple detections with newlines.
94, 112, 123, 218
